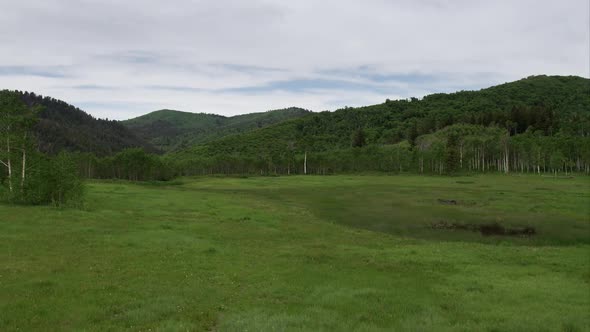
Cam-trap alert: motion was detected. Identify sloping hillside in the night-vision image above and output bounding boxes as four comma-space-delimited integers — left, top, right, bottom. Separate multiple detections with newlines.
177, 75, 590, 158
15, 91, 158, 155
122, 107, 311, 151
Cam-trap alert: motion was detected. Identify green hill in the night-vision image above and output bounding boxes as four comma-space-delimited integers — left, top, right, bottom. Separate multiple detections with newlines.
7, 75, 590, 177
171, 75, 590, 175
13, 91, 158, 156
122, 107, 311, 151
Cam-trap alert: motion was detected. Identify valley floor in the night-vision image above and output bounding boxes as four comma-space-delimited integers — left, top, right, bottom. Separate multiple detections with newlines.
1, 175, 589, 331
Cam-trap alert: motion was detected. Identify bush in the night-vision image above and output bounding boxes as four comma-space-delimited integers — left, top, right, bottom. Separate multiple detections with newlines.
46, 152, 85, 207
3, 152, 85, 207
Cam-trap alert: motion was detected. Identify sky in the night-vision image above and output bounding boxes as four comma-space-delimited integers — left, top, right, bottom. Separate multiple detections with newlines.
1, 0, 589, 120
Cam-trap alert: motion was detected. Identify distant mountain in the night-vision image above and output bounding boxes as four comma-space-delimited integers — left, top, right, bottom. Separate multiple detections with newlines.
176, 75, 590, 158
15, 91, 158, 155
121, 107, 311, 151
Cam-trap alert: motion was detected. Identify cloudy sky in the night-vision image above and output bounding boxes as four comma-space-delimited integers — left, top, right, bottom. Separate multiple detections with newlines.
1, 0, 588, 120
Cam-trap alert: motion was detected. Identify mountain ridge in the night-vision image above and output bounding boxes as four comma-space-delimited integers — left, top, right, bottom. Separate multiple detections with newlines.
13, 91, 159, 156
175, 75, 590, 159
6, 75, 589, 159
121, 107, 312, 151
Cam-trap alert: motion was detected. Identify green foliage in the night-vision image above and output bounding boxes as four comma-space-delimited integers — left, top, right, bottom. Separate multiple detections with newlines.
72, 148, 174, 181
351, 127, 367, 147
445, 132, 460, 174
121, 107, 311, 151
8, 152, 84, 206
15, 90, 157, 155
46, 152, 85, 206
0, 91, 85, 206
166, 75, 589, 176
7, 76, 590, 179
167, 124, 589, 176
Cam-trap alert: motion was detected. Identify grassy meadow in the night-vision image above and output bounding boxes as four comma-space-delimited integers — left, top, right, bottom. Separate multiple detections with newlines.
1, 174, 589, 331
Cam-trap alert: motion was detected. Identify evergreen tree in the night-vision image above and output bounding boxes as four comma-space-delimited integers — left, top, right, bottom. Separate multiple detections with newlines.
352, 128, 367, 148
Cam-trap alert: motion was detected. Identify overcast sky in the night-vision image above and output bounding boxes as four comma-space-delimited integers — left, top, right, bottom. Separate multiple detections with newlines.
1, 0, 588, 120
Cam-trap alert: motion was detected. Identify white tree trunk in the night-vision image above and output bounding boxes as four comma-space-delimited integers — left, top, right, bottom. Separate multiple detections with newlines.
504, 143, 509, 173
21, 148, 26, 191
6, 135, 12, 193
304, 151, 307, 175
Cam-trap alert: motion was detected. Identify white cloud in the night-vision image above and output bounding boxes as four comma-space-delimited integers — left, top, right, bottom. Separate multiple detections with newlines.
0, 0, 588, 119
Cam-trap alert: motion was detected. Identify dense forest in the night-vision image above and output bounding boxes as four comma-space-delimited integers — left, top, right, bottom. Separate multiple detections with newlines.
3, 75, 589, 186
121, 107, 311, 151
15, 91, 157, 156
167, 75, 590, 176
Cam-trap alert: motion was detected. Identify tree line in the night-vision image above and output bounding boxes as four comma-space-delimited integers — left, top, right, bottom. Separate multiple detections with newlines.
68, 123, 589, 180
3, 75, 589, 196
172, 128, 588, 176
158, 75, 588, 177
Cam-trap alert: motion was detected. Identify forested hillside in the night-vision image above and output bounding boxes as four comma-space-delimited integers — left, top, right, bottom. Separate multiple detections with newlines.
170, 75, 590, 175
5, 75, 589, 181
122, 107, 311, 151
15, 91, 157, 156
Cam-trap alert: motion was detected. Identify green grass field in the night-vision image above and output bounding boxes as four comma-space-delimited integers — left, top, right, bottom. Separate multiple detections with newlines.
1, 175, 589, 331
